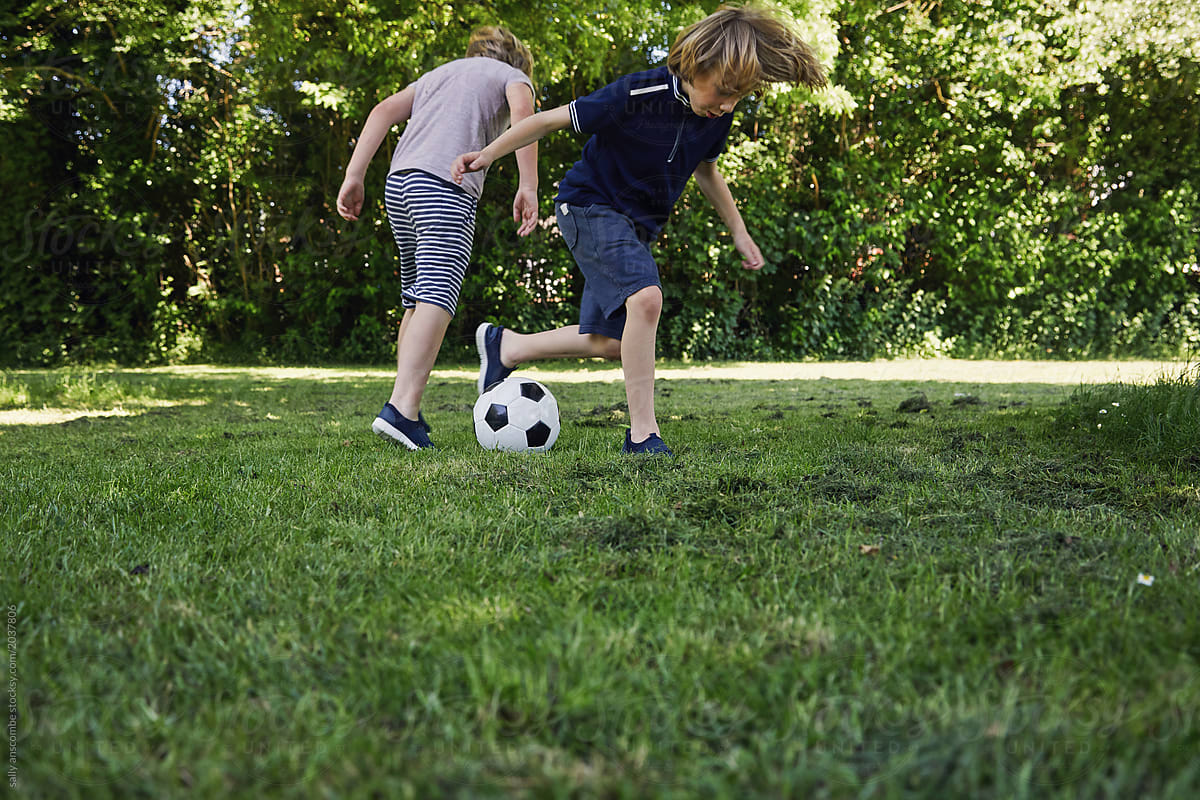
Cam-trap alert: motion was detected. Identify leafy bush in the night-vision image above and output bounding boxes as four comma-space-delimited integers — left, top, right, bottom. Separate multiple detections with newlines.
1, 0, 1197, 364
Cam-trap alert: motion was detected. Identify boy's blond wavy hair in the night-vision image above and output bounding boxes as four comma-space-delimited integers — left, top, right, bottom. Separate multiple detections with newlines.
668, 4, 827, 95
466, 26, 534, 79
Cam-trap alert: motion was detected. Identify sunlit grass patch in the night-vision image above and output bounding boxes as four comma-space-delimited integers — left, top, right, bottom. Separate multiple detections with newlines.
1, 368, 162, 410
1059, 363, 1200, 465
0, 372, 31, 408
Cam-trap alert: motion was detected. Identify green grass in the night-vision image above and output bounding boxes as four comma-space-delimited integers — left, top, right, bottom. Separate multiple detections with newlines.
1057, 363, 1200, 467
3, 364, 1199, 798
0, 368, 155, 410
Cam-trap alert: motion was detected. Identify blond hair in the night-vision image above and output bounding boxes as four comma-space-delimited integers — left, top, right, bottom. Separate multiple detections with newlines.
465, 26, 534, 79
668, 4, 827, 95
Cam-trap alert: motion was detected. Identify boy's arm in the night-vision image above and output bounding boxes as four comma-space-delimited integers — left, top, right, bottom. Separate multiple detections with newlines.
692, 160, 765, 270
452, 104, 572, 183
506, 83, 539, 237
337, 86, 415, 221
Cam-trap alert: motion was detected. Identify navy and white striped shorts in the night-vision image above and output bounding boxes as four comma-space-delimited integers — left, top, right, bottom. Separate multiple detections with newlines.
384, 169, 478, 317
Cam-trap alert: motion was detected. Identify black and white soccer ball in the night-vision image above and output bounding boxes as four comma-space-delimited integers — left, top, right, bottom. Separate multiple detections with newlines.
473, 377, 560, 452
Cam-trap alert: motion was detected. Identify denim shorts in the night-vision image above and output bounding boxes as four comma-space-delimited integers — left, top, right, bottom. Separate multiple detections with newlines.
555, 202, 659, 341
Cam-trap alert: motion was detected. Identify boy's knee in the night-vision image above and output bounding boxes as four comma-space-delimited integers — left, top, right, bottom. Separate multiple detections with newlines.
625, 285, 663, 320
588, 335, 622, 360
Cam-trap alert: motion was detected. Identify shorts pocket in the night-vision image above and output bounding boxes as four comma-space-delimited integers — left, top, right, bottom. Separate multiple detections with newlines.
556, 203, 579, 250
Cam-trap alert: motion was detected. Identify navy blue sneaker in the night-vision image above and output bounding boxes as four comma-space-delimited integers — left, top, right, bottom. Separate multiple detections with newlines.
475, 322, 514, 394
372, 403, 434, 450
418, 411, 431, 433
622, 429, 674, 457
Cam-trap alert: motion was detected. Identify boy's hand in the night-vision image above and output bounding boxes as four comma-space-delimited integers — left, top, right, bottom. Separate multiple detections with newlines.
337, 178, 364, 221
733, 231, 765, 270
513, 186, 538, 237
451, 151, 493, 184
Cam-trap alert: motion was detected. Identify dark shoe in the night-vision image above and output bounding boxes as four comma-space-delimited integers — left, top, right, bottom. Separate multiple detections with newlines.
622, 429, 673, 457
371, 403, 434, 450
418, 411, 431, 433
475, 322, 514, 394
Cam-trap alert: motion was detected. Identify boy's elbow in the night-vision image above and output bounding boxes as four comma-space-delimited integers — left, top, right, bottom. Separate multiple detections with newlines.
539, 105, 573, 135
373, 101, 408, 127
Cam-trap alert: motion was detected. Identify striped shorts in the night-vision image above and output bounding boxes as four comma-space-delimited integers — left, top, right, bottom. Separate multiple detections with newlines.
384, 169, 478, 317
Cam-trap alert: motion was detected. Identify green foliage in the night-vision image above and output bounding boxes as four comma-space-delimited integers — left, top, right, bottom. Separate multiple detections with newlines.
1, 0, 1198, 364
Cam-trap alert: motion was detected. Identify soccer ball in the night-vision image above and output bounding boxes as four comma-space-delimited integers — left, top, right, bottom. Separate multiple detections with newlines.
473, 377, 560, 452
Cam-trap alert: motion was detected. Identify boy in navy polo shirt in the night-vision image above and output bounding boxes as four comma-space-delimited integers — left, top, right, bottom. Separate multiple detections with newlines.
453, 4, 826, 455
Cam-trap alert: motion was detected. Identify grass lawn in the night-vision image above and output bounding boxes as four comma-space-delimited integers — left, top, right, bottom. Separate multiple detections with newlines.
3, 362, 1198, 798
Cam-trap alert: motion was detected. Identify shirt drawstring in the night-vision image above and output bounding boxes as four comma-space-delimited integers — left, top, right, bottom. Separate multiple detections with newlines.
667, 119, 684, 163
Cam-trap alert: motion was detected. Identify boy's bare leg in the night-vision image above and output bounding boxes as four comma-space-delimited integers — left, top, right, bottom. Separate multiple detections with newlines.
498, 290, 661, 440
394, 307, 415, 371
389, 302, 452, 419
501, 325, 621, 366
620, 286, 663, 442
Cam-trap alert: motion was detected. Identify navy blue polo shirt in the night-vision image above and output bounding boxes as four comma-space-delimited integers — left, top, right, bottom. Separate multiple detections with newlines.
557, 67, 734, 235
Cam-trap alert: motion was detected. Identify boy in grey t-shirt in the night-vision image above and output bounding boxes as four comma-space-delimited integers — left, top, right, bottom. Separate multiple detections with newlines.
337, 27, 539, 449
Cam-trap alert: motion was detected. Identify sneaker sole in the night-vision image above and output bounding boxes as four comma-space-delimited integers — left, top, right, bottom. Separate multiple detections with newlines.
371, 416, 423, 450
474, 322, 492, 395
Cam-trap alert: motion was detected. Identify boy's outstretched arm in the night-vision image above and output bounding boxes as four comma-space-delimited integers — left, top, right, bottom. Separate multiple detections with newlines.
452, 104, 572, 184
337, 86, 416, 221
692, 160, 764, 270
506, 83, 539, 237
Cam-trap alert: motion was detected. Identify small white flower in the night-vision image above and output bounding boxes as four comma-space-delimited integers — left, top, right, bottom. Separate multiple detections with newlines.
1099, 409, 1108, 415
1112, 402, 1120, 407
1137, 573, 1155, 586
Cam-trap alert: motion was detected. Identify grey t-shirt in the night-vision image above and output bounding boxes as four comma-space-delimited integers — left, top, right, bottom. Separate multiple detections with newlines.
389, 57, 534, 199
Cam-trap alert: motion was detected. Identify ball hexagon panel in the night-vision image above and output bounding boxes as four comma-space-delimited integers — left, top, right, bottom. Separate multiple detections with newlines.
474, 419, 497, 445
490, 379, 524, 406
504, 396, 541, 430
494, 424, 531, 452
